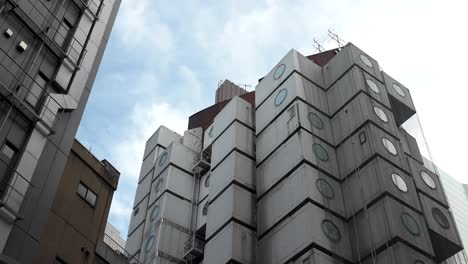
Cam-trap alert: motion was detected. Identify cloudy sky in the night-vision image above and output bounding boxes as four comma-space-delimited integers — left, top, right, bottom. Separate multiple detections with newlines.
76, 0, 468, 238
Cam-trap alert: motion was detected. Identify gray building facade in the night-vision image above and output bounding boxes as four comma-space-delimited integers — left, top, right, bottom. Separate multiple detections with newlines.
427, 158, 468, 264
0, 0, 121, 262
125, 43, 464, 264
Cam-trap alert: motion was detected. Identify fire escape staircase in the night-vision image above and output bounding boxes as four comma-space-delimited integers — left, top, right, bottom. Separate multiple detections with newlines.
184, 144, 211, 263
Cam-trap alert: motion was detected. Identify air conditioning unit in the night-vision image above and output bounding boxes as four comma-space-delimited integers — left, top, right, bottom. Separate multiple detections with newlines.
4, 28, 13, 38
17, 41, 28, 52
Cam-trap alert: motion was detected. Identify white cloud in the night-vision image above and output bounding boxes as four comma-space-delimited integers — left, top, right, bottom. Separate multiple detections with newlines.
113, 102, 189, 183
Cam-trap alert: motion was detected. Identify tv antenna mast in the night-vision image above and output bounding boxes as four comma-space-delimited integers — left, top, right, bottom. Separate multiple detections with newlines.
313, 38, 324, 52
328, 29, 346, 48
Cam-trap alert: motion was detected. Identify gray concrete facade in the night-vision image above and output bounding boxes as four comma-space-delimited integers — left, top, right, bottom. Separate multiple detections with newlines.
0, 0, 121, 262
125, 43, 464, 264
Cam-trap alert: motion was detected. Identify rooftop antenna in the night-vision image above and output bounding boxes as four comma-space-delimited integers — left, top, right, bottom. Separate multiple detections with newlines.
328, 29, 346, 49
313, 38, 324, 52
237, 84, 251, 91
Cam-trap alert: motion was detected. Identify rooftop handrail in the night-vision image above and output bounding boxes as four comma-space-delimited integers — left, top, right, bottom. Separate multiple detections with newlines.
102, 233, 143, 264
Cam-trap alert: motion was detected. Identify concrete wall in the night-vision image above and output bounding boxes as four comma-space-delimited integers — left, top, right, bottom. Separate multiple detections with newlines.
0, 0, 121, 262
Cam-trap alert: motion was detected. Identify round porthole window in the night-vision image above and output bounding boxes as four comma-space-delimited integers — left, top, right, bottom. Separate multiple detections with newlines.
420, 171, 436, 189
373, 106, 389, 123
391, 173, 408, 193
360, 54, 373, 68
322, 220, 341, 242
145, 236, 155, 252
308, 112, 324, 130
432, 207, 450, 229
155, 178, 164, 193
366, 79, 380, 94
273, 64, 286, 80
205, 174, 210, 187
316, 179, 334, 199
208, 126, 214, 137
393, 83, 406, 97
313, 144, 329, 161
202, 202, 209, 216
401, 213, 420, 236
275, 89, 288, 106
382, 138, 397, 156
150, 204, 160, 221
158, 152, 168, 167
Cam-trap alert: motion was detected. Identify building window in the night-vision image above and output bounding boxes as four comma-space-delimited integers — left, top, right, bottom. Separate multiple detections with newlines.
414, 261, 425, 264
312, 144, 329, 161
205, 174, 210, 187
316, 178, 334, 199
302, 258, 311, 264
155, 178, 164, 193
54, 18, 73, 48
77, 182, 97, 207
145, 236, 155, 252
432, 207, 450, 229
26, 72, 48, 109
202, 202, 209, 216
308, 112, 324, 130
360, 54, 373, 68
273, 64, 286, 80
150, 204, 160, 221
373, 106, 389, 123
391, 173, 408, 192
133, 207, 139, 216
366, 79, 380, 94
274, 89, 287, 106
288, 106, 296, 119
1, 141, 17, 160
321, 219, 341, 242
359, 131, 367, 144
400, 213, 420, 236
382, 137, 397, 156
420, 171, 436, 189
208, 126, 214, 137
158, 152, 168, 167
393, 83, 406, 97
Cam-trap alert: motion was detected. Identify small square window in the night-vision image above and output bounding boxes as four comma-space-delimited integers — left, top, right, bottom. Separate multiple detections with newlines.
77, 183, 87, 198
86, 190, 97, 207
359, 131, 367, 144
77, 182, 97, 207
1, 142, 17, 160
288, 106, 296, 119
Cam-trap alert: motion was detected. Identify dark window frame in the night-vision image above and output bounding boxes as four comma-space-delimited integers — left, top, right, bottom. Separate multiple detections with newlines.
25, 71, 49, 110
54, 18, 74, 49
77, 181, 97, 207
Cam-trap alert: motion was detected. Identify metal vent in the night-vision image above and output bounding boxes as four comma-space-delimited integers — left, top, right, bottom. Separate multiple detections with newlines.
4, 28, 13, 38
17, 41, 28, 52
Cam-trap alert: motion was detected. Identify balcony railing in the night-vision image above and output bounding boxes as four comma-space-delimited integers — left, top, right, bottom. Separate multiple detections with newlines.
4, 0, 90, 69
0, 158, 34, 219
0, 62, 65, 131
184, 235, 205, 261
